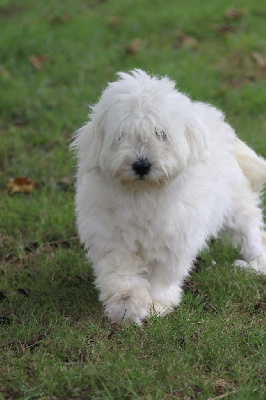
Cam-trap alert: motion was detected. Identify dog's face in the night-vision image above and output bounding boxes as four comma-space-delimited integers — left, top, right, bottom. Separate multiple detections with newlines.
99, 119, 181, 187
74, 70, 208, 189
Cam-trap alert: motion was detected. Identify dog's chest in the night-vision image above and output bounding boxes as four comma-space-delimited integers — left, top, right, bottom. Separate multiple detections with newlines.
113, 192, 177, 256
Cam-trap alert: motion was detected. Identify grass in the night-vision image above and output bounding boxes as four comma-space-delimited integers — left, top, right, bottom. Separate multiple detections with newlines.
0, 0, 265, 398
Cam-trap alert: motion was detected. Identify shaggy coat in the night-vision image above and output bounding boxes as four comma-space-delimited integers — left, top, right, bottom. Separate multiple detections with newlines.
72, 70, 266, 324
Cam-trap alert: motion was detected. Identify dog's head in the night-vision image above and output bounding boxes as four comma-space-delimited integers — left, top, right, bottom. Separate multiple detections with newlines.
72, 70, 209, 188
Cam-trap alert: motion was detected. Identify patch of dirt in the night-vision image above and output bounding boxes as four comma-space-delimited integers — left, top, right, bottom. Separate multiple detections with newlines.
214, 378, 229, 396
183, 278, 200, 295
0, 236, 79, 272
0, 5, 24, 18
0, 385, 17, 400
217, 52, 266, 89
2, 334, 46, 354
252, 301, 266, 314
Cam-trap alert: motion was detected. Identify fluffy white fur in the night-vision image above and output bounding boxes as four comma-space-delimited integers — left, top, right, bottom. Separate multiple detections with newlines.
72, 69, 266, 325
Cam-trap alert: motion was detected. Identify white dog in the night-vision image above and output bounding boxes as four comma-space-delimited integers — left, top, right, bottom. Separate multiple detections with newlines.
72, 69, 266, 325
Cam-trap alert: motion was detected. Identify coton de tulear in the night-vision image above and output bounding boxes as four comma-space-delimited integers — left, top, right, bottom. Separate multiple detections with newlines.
72, 70, 266, 325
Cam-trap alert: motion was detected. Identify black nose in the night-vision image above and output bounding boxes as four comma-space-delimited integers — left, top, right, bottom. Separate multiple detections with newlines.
132, 159, 151, 178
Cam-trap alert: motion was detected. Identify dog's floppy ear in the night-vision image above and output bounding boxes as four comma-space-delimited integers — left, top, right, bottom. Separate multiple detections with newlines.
71, 120, 103, 176
185, 117, 209, 160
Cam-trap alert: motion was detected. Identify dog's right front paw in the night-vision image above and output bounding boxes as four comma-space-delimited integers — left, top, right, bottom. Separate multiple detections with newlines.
102, 286, 152, 325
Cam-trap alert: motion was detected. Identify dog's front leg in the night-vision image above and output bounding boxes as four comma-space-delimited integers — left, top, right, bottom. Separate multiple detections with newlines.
93, 251, 152, 325
149, 262, 183, 316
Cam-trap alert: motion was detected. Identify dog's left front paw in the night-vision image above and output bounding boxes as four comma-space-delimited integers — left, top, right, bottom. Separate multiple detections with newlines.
150, 302, 174, 317
234, 259, 266, 274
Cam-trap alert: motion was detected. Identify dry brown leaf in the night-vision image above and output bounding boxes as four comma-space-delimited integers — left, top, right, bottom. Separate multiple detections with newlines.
47, 12, 70, 24
8, 177, 37, 194
124, 38, 141, 55
59, 12, 70, 23
175, 32, 198, 49
251, 52, 266, 69
58, 176, 74, 190
225, 8, 247, 20
28, 54, 50, 70
207, 23, 236, 35
107, 16, 121, 28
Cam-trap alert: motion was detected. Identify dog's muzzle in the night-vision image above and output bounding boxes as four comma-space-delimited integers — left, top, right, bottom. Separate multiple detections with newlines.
132, 159, 151, 179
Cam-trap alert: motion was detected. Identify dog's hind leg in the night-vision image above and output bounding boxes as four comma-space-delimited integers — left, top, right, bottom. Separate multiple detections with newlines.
230, 188, 266, 273
233, 139, 266, 272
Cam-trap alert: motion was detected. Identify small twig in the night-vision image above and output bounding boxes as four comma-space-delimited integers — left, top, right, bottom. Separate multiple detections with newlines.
46, 236, 79, 246
24, 236, 79, 253
207, 390, 237, 400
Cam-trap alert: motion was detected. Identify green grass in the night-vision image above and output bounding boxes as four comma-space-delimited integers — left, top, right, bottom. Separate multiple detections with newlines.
0, 0, 266, 398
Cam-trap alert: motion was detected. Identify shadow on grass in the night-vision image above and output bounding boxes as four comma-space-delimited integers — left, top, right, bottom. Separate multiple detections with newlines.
1, 244, 103, 332
2, 238, 265, 332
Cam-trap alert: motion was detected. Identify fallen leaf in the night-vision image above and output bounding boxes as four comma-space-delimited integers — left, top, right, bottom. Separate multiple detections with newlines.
251, 52, 266, 69
107, 16, 121, 28
207, 23, 236, 35
124, 38, 141, 55
175, 32, 198, 49
8, 177, 37, 194
46, 12, 70, 24
28, 54, 50, 70
58, 175, 74, 190
225, 8, 247, 20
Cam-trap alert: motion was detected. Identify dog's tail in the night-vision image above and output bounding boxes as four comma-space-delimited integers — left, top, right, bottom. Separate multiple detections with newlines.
235, 138, 266, 192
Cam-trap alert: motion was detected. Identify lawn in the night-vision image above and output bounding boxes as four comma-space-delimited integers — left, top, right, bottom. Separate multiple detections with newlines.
0, 0, 265, 399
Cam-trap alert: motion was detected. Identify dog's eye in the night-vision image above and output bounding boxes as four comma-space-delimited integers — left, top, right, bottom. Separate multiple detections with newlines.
155, 129, 166, 141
